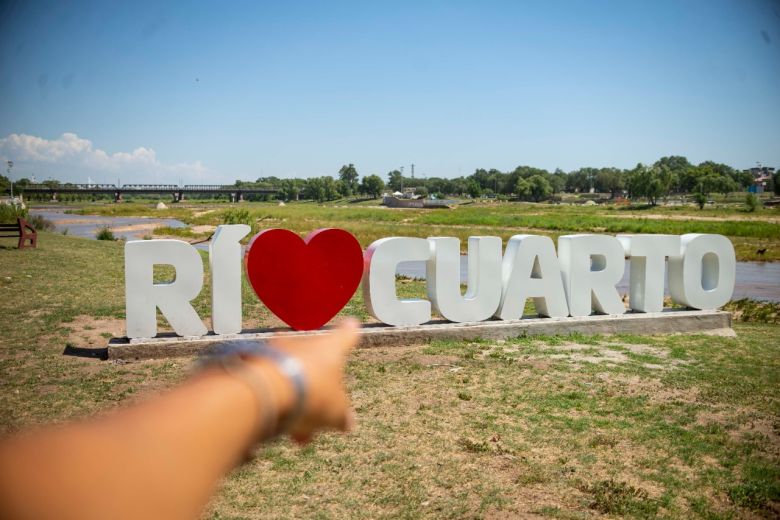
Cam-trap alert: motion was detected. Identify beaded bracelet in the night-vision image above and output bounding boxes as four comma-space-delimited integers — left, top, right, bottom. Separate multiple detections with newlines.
201, 340, 307, 440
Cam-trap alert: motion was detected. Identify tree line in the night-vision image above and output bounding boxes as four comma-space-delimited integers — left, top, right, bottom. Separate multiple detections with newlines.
2, 156, 777, 205
237, 156, 777, 205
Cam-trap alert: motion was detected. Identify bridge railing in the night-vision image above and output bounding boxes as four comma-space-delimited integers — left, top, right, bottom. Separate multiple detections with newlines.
121, 184, 179, 190
182, 185, 229, 190
6, 183, 279, 192
21, 183, 118, 190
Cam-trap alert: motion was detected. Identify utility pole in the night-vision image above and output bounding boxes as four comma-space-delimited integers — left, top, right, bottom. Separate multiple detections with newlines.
7, 161, 13, 199
400, 166, 404, 191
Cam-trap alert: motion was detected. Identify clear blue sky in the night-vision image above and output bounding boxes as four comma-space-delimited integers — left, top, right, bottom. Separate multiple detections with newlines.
1, 0, 778, 184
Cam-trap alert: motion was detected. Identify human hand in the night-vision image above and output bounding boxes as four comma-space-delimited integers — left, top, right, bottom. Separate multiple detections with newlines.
258, 318, 360, 444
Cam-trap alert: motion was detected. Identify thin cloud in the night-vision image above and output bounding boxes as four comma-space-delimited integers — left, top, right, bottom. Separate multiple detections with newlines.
0, 132, 212, 184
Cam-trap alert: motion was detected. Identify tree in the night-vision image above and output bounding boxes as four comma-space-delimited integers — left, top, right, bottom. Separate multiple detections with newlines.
693, 172, 731, 209
654, 156, 691, 193
506, 165, 551, 196
694, 191, 707, 210
338, 164, 359, 196
451, 178, 468, 196
565, 168, 594, 193
515, 178, 531, 200
466, 180, 482, 198
527, 174, 553, 202
387, 170, 403, 191
279, 179, 303, 201
336, 179, 351, 197
595, 168, 624, 198
699, 172, 734, 197
304, 176, 338, 202
427, 177, 455, 197
654, 155, 691, 173
550, 169, 567, 194
360, 175, 385, 198
469, 168, 492, 190
627, 164, 664, 205
322, 176, 339, 201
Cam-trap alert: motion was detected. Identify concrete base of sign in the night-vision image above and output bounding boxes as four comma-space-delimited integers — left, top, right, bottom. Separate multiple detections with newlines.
107, 309, 734, 360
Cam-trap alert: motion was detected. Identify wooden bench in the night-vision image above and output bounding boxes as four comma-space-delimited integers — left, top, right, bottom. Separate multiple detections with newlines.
0, 218, 37, 249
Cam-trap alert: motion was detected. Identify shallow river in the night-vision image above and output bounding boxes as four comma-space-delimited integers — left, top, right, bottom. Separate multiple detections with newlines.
32, 207, 780, 302
396, 257, 780, 303
31, 207, 188, 241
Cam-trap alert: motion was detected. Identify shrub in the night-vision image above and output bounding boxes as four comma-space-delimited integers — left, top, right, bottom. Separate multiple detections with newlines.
694, 192, 707, 210
724, 299, 780, 324
745, 193, 760, 212
222, 208, 256, 234
95, 227, 116, 241
0, 205, 53, 230
28, 214, 54, 231
0, 203, 27, 224
222, 208, 252, 226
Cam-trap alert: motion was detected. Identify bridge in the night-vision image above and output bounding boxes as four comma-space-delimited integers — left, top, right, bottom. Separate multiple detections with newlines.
3, 184, 279, 203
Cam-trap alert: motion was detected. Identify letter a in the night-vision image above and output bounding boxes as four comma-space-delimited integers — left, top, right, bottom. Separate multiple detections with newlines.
495, 235, 569, 320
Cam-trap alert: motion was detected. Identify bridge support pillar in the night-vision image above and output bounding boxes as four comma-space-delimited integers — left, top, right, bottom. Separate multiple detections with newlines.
114, 191, 123, 203
230, 192, 237, 203
173, 191, 182, 203
238, 192, 244, 202
50, 192, 58, 202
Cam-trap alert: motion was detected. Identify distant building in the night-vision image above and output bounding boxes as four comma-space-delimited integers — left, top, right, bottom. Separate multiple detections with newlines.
745, 166, 774, 194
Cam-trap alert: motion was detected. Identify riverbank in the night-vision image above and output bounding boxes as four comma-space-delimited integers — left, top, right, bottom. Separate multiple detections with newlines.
0, 232, 778, 518
49, 199, 780, 262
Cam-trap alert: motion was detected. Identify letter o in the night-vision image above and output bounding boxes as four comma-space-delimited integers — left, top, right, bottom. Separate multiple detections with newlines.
668, 234, 735, 310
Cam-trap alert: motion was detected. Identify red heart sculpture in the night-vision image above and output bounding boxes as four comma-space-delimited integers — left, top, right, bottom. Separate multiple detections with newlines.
244, 228, 364, 331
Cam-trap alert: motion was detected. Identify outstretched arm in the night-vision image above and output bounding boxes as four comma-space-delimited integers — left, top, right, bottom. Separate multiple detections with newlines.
0, 318, 359, 520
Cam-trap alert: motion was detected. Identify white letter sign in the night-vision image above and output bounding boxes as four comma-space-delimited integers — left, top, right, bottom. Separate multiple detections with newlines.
209, 224, 251, 335
558, 234, 626, 317
362, 237, 432, 326
124, 230, 738, 338
669, 233, 735, 310
617, 234, 680, 313
496, 234, 569, 319
427, 236, 502, 322
125, 240, 208, 338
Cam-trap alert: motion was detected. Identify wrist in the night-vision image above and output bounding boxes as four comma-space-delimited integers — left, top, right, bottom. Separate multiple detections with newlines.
244, 358, 297, 434
198, 340, 308, 443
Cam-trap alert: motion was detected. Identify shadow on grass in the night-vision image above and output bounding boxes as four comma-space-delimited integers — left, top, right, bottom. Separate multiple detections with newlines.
63, 344, 108, 360
616, 203, 656, 211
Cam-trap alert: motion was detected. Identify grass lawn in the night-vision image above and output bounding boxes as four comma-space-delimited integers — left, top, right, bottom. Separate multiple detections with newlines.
1, 233, 778, 519
63, 199, 780, 262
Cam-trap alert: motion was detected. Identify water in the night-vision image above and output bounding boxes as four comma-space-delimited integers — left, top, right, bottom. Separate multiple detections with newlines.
33, 207, 780, 302
398, 257, 780, 303
31, 207, 188, 241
